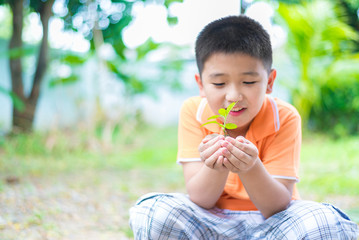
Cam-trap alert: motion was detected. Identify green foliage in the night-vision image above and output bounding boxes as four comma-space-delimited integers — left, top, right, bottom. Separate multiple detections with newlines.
167, 15, 178, 25
0, 86, 25, 111
106, 59, 149, 95
135, 38, 161, 60
276, 0, 359, 130
61, 54, 88, 65
48, 51, 90, 88
61, 0, 182, 58
48, 75, 79, 87
1, 0, 185, 132
7, 46, 37, 59
106, 42, 187, 97
309, 56, 359, 136
54, 1, 185, 97
201, 102, 238, 135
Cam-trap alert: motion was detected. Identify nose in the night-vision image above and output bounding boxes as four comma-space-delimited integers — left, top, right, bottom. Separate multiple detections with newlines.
226, 85, 243, 103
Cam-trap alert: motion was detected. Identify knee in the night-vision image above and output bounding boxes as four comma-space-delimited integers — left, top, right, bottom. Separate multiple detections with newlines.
286, 200, 337, 226
129, 193, 189, 239
284, 200, 359, 238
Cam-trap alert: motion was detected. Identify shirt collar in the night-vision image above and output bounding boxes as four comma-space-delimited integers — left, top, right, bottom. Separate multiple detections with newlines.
247, 95, 280, 141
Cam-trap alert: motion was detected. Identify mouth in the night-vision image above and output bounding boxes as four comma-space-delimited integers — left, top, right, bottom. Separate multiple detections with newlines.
229, 107, 246, 116
231, 107, 244, 111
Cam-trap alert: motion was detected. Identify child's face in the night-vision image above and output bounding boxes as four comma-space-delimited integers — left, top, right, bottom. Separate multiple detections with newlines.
195, 53, 276, 136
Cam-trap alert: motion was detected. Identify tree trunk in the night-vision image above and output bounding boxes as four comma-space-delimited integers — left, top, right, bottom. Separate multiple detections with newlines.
9, 0, 27, 132
10, 0, 54, 132
13, 102, 37, 131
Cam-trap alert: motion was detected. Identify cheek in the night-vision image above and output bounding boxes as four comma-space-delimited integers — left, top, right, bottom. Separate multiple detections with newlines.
207, 98, 220, 109
206, 97, 222, 113
247, 88, 266, 108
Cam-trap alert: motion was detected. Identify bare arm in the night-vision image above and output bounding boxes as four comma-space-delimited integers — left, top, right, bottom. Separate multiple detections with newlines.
182, 135, 229, 209
239, 160, 295, 218
182, 162, 228, 209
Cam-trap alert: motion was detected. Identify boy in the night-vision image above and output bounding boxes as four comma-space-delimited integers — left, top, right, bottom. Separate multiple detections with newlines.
129, 15, 359, 239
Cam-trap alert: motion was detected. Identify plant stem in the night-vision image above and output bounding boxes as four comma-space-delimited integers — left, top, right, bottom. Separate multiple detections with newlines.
223, 116, 228, 136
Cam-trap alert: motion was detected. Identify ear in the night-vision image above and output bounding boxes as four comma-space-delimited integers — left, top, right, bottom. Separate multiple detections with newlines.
266, 69, 276, 94
195, 73, 206, 97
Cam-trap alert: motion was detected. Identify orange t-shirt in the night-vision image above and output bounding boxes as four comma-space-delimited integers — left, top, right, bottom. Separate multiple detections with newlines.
177, 95, 301, 211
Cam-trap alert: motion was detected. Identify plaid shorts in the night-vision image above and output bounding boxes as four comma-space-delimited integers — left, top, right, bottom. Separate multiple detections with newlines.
129, 193, 359, 240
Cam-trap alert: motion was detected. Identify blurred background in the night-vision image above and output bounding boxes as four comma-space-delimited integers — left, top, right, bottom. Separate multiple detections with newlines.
0, 0, 358, 239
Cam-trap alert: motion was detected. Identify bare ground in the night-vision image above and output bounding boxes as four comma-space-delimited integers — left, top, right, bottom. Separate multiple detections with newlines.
0, 169, 357, 240
0, 169, 185, 240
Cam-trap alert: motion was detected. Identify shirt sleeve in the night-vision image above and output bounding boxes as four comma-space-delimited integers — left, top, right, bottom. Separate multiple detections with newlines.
261, 108, 301, 181
177, 98, 207, 164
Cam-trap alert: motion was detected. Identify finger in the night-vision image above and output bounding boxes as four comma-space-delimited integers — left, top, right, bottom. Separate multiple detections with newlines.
222, 156, 245, 172
200, 139, 225, 161
240, 143, 258, 158
226, 137, 258, 158
203, 134, 220, 144
198, 135, 224, 153
226, 135, 245, 144
221, 140, 246, 159
235, 135, 246, 142
236, 140, 258, 157
204, 148, 223, 169
222, 157, 234, 171
221, 144, 250, 168
213, 155, 224, 169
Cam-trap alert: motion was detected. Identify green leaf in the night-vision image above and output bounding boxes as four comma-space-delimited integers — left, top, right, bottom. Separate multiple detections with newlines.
164, 0, 184, 8
135, 38, 161, 60
226, 102, 237, 115
207, 115, 220, 120
106, 60, 130, 82
201, 121, 220, 127
225, 123, 237, 129
62, 54, 87, 65
167, 16, 178, 26
218, 108, 226, 117
48, 75, 78, 88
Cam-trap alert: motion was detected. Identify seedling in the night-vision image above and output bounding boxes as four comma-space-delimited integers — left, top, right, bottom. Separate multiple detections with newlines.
201, 102, 238, 136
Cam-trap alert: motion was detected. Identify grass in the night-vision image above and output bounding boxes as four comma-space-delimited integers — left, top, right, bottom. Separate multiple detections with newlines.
299, 133, 359, 197
299, 132, 359, 222
2, 126, 358, 197
0, 125, 358, 239
0, 124, 179, 175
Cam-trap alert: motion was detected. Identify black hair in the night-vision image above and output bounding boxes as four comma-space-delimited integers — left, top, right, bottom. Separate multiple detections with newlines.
195, 15, 273, 75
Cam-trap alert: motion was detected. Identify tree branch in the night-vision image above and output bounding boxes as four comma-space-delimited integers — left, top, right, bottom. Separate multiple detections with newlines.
29, 0, 55, 103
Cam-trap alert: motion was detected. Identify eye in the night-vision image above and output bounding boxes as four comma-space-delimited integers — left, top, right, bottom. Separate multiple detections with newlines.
243, 81, 256, 85
213, 83, 225, 86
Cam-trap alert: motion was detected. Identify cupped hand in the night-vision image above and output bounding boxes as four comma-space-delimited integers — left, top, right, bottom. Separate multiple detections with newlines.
220, 136, 259, 173
198, 134, 228, 171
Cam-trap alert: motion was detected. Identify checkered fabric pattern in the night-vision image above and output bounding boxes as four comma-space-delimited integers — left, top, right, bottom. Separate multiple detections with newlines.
129, 193, 359, 240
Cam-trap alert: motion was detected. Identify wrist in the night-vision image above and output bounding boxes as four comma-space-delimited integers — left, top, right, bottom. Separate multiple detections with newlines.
238, 157, 260, 175
203, 163, 230, 174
